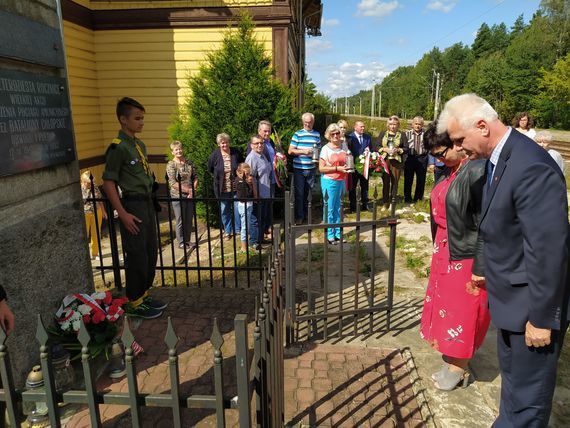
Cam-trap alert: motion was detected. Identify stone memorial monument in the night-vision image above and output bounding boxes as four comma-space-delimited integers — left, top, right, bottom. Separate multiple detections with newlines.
0, 0, 93, 386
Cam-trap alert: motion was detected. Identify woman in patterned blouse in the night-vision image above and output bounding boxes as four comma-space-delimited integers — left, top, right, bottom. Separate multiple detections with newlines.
166, 141, 198, 250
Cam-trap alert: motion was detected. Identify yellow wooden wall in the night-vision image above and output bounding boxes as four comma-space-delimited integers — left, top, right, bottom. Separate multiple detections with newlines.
63, 21, 272, 180
63, 20, 107, 182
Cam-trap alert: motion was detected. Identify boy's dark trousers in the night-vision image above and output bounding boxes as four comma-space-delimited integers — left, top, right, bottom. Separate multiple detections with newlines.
119, 197, 158, 301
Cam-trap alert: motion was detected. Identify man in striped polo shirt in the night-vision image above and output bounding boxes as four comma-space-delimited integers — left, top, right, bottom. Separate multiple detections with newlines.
288, 112, 321, 224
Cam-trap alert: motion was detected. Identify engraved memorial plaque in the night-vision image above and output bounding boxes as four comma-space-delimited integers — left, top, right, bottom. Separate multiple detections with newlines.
0, 69, 75, 177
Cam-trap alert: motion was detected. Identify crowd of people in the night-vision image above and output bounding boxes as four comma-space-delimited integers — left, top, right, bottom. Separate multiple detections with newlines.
72, 95, 570, 426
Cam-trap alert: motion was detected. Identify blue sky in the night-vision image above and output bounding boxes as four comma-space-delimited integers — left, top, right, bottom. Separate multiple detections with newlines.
307, 0, 542, 97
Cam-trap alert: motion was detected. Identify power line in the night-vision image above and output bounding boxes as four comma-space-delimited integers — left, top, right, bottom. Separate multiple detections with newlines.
334, 0, 510, 100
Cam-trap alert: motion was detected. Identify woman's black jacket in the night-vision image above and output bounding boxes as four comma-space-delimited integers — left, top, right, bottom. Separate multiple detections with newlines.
431, 159, 486, 276
207, 148, 243, 198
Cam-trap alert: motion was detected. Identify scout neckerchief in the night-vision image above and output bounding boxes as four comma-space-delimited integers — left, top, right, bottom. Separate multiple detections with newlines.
133, 139, 151, 176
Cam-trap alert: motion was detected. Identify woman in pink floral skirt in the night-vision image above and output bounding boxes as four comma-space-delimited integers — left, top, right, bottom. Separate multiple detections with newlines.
420, 122, 490, 390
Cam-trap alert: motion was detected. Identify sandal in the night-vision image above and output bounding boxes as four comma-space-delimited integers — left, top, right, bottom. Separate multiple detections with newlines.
434, 368, 469, 391
431, 362, 449, 382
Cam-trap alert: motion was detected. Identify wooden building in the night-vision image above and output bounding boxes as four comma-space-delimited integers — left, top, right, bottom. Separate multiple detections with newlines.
61, 0, 322, 178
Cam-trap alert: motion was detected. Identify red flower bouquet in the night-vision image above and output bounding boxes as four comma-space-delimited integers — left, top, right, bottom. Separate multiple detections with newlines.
52, 291, 129, 359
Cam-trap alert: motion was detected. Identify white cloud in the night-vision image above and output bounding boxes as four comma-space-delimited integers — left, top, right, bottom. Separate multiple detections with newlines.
426, 0, 457, 13
306, 39, 332, 56
323, 61, 390, 96
391, 37, 408, 46
322, 18, 340, 27
356, 0, 400, 18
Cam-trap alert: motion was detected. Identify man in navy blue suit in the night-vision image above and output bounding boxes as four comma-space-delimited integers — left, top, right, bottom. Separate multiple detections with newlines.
347, 121, 374, 212
438, 93, 569, 427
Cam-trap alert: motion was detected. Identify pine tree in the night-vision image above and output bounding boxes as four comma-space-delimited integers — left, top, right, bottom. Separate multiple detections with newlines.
510, 14, 526, 39
170, 14, 299, 212
472, 23, 492, 59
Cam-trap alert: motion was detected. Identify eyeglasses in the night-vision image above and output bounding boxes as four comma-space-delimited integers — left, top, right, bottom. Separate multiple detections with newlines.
330, 131, 340, 136
252, 141, 264, 145
432, 147, 449, 159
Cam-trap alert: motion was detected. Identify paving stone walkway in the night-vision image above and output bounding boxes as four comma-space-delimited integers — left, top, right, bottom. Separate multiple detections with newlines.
283, 344, 427, 427
62, 286, 428, 427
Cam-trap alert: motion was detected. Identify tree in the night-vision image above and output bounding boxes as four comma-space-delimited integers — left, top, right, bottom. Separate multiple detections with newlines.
539, 0, 570, 59
472, 23, 492, 59
439, 43, 474, 105
510, 14, 526, 39
501, 13, 559, 120
170, 14, 299, 208
532, 53, 570, 128
464, 52, 508, 116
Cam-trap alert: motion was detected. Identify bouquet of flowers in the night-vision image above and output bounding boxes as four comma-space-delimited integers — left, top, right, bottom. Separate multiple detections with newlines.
271, 130, 288, 189
52, 291, 129, 359
355, 149, 390, 178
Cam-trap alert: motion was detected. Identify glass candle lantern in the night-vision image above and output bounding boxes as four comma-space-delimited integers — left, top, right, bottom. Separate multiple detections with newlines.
24, 366, 49, 427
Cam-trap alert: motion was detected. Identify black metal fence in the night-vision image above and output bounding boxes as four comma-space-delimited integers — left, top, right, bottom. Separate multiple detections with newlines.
84, 174, 283, 290
284, 184, 398, 343
0, 229, 286, 427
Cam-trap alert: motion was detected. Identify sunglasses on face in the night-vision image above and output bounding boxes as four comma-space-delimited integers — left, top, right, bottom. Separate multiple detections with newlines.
330, 131, 340, 136
432, 147, 449, 159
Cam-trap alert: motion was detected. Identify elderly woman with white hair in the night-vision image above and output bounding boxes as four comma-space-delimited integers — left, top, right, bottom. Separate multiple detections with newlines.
535, 130, 565, 174
319, 123, 349, 244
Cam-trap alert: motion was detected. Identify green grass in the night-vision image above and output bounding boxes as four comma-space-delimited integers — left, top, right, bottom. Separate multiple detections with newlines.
307, 243, 324, 262
386, 234, 431, 279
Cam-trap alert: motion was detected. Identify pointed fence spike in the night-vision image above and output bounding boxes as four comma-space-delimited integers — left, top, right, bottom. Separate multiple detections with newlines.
164, 317, 179, 350
35, 314, 49, 346
210, 318, 224, 351
121, 316, 135, 349
324, 190, 329, 203
78, 319, 92, 347
373, 185, 378, 199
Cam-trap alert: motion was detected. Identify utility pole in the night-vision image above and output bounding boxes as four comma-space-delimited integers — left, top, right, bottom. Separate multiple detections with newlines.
371, 81, 376, 118
434, 72, 441, 119
359, 97, 362, 116
344, 96, 348, 115
431, 70, 436, 104
378, 89, 382, 119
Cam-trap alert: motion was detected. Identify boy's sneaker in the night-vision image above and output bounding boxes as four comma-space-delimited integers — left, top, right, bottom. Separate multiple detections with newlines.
129, 304, 163, 319
143, 296, 168, 311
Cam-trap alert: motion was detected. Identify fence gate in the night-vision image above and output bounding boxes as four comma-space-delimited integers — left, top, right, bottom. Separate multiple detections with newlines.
283, 188, 397, 344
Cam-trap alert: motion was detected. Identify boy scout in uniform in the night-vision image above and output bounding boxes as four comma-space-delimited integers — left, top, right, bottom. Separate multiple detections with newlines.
102, 97, 166, 319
